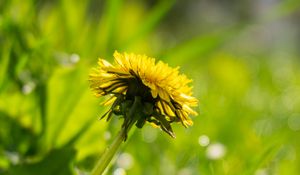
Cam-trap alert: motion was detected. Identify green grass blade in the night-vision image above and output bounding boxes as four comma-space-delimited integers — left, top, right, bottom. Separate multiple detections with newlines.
121, 0, 176, 49
245, 144, 279, 175
161, 26, 243, 65
0, 41, 11, 90
64, 118, 94, 147
104, 0, 123, 54
36, 82, 48, 138
46, 67, 88, 148
50, 85, 86, 147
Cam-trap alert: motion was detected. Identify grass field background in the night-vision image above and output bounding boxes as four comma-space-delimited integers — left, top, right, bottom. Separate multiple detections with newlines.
1, 0, 300, 174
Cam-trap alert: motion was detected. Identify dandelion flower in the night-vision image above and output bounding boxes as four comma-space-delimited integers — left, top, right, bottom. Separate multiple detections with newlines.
89, 51, 198, 139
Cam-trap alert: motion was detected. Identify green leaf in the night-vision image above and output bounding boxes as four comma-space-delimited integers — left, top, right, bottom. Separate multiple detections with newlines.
0, 111, 38, 157
64, 119, 94, 147
8, 146, 76, 175
46, 67, 87, 148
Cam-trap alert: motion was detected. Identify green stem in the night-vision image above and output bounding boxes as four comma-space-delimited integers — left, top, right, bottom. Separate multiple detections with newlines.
92, 96, 141, 175
91, 127, 126, 175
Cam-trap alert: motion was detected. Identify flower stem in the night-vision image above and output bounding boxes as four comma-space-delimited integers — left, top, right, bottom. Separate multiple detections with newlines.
91, 127, 126, 175
91, 96, 141, 175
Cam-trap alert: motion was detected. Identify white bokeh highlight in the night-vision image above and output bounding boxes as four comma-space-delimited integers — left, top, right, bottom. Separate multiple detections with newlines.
198, 135, 210, 147
206, 143, 226, 160
117, 153, 134, 170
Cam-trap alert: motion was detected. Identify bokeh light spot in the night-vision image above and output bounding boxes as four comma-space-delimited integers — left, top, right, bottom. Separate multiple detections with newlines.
198, 135, 210, 147
113, 168, 126, 175
206, 143, 226, 160
117, 153, 134, 170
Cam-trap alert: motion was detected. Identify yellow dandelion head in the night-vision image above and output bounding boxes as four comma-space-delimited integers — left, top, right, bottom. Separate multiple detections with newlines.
89, 51, 198, 139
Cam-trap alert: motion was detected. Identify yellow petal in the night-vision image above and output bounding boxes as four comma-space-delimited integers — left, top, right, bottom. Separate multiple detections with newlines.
158, 88, 170, 102
151, 89, 158, 98
98, 58, 112, 67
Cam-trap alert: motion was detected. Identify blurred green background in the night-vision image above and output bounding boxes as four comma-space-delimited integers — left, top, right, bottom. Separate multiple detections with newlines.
1, 0, 300, 174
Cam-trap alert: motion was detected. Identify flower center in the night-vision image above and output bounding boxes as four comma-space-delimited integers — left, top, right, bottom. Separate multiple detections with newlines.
126, 77, 155, 104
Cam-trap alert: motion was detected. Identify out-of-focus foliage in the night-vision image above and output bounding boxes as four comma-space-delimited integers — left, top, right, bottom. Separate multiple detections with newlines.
1, 0, 300, 174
